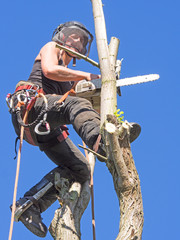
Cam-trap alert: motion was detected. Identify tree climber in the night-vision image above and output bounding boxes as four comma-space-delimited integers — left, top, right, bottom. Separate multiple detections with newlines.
9, 21, 141, 237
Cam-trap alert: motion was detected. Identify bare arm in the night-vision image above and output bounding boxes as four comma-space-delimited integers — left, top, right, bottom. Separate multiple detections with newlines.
40, 42, 100, 82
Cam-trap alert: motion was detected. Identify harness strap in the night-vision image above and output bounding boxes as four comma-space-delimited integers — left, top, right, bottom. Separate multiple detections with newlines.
25, 196, 40, 210
24, 122, 37, 146
14, 137, 20, 160
15, 84, 45, 94
57, 129, 69, 142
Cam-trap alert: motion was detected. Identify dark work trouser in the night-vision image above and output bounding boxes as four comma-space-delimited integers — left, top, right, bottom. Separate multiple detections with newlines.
11, 94, 100, 212
33, 94, 101, 149
23, 166, 77, 213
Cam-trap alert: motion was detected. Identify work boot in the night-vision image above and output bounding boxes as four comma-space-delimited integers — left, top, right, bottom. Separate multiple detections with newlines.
13, 197, 47, 238
94, 122, 141, 162
11, 166, 75, 237
129, 122, 141, 143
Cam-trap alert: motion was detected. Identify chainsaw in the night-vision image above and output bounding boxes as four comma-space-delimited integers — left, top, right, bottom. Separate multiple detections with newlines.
75, 74, 159, 112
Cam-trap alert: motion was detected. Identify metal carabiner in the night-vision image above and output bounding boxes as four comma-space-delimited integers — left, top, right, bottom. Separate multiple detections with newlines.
34, 120, 50, 135
6, 93, 12, 109
17, 93, 28, 103
30, 84, 39, 93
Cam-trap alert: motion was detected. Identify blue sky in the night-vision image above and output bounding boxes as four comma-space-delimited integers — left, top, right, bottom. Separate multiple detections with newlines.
1, 0, 180, 239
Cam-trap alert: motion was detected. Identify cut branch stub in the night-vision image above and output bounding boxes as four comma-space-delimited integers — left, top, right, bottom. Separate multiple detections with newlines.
109, 37, 120, 71
105, 115, 134, 191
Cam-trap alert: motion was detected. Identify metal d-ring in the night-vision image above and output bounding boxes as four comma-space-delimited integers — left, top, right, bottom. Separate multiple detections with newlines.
54, 101, 64, 110
34, 120, 50, 135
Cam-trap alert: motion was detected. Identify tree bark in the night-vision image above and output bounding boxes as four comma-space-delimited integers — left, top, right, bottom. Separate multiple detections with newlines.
104, 116, 144, 240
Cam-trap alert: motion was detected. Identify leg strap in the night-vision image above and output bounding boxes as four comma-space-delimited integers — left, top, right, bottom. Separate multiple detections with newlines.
14, 181, 53, 222
25, 196, 40, 210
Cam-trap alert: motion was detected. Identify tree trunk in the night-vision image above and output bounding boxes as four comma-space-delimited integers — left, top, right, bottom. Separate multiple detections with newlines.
91, 0, 144, 239
104, 116, 144, 240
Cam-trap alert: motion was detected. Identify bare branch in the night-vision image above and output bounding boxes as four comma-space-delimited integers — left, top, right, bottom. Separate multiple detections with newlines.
109, 37, 120, 70
91, 0, 117, 125
78, 144, 107, 161
56, 44, 99, 68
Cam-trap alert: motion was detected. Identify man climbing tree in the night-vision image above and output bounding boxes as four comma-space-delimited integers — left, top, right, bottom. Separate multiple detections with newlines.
8, 21, 140, 238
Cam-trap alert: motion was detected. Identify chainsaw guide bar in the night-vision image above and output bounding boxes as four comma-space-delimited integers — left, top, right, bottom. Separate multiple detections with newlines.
75, 74, 159, 112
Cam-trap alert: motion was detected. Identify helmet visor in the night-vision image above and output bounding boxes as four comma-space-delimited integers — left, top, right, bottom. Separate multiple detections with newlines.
54, 25, 93, 56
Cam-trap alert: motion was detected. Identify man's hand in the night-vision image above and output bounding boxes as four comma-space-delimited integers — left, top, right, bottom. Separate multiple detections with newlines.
85, 74, 101, 81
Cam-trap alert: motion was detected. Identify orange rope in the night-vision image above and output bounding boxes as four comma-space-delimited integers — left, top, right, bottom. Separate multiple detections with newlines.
8, 110, 28, 240
83, 141, 96, 240
56, 87, 76, 105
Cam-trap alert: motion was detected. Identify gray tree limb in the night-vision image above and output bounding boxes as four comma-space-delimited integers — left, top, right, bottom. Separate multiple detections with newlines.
91, 0, 117, 125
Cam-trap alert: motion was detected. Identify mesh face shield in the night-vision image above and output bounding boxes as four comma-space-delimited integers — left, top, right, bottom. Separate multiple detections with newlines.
52, 22, 93, 57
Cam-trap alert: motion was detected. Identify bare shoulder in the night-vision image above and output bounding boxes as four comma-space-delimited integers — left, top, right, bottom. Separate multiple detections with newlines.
36, 42, 60, 60
41, 41, 59, 53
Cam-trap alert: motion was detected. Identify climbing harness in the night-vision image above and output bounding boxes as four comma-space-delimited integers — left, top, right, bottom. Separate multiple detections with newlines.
6, 84, 50, 135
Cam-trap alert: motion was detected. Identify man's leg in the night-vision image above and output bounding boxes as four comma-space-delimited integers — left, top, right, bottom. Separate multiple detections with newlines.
14, 135, 91, 237
38, 136, 91, 184
32, 94, 101, 149
14, 166, 75, 237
